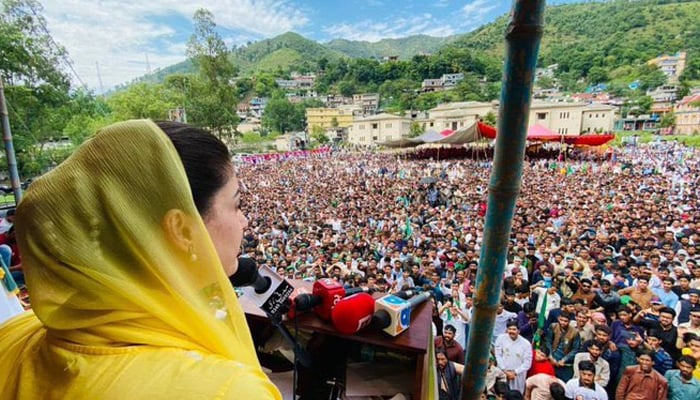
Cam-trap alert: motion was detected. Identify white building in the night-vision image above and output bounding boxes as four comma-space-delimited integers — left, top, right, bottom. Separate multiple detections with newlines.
347, 113, 413, 145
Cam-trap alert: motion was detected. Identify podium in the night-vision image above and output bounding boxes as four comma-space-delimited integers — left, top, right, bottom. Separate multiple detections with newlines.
239, 280, 433, 399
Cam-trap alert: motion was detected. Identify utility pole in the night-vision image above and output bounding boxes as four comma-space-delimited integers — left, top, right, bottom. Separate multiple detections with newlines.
96, 61, 105, 96
0, 77, 23, 205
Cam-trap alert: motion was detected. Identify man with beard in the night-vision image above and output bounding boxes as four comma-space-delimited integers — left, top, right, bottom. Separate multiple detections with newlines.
436, 349, 463, 400
565, 361, 608, 400
616, 349, 668, 400
674, 288, 700, 325
572, 279, 596, 307
635, 306, 680, 361
573, 341, 610, 389
665, 355, 700, 400
545, 312, 579, 382
434, 324, 465, 364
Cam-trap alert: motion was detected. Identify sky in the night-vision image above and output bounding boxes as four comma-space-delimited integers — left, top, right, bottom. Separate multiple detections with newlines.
39, 0, 575, 93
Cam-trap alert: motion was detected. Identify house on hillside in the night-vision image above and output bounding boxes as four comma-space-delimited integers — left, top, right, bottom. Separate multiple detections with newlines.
421, 79, 444, 93
648, 52, 687, 84
674, 93, 700, 135
352, 93, 380, 114
647, 85, 679, 114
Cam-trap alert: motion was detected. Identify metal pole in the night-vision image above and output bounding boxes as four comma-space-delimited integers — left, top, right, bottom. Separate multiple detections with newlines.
0, 77, 23, 204
460, 1, 545, 399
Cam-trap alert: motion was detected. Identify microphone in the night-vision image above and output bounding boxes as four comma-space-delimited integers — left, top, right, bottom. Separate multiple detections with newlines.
293, 286, 371, 314
330, 293, 376, 335
229, 257, 310, 367
230, 257, 269, 293
229, 257, 294, 320
372, 291, 432, 336
330, 291, 432, 336
293, 279, 370, 320
392, 287, 424, 300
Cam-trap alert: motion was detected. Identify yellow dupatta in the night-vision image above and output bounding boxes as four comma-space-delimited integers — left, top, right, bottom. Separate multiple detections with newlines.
0, 120, 280, 399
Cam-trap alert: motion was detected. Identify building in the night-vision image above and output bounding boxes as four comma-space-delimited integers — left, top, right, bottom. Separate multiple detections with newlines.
647, 85, 679, 114
614, 114, 660, 131
347, 113, 413, 145
648, 52, 687, 84
579, 104, 617, 133
428, 101, 495, 132
441, 73, 464, 88
529, 102, 615, 135
352, 93, 380, 114
306, 105, 362, 130
674, 93, 700, 135
421, 78, 444, 92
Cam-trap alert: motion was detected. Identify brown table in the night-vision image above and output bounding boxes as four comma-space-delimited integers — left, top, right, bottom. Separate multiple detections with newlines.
240, 280, 433, 399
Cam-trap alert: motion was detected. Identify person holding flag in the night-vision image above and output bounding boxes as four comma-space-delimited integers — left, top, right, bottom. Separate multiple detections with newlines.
530, 270, 562, 348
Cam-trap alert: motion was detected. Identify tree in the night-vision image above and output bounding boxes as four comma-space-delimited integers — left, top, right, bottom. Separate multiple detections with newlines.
1, 0, 81, 177
408, 121, 424, 138
659, 112, 675, 128
185, 9, 239, 142
262, 95, 301, 134
311, 126, 329, 144
483, 111, 497, 126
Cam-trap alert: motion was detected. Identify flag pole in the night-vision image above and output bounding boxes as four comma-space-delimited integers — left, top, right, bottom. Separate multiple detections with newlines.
460, 1, 545, 398
0, 77, 23, 205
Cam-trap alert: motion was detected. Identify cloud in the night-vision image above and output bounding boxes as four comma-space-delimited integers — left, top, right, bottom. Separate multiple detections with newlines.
434, 0, 451, 7
461, 0, 498, 19
40, 0, 310, 91
323, 14, 455, 42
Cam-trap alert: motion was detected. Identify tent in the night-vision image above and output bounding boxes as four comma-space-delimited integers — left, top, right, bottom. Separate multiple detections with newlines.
477, 122, 614, 146
380, 122, 491, 148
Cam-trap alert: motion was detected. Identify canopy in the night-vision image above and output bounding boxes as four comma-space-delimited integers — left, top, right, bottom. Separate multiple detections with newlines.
380, 122, 490, 148
477, 122, 614, 146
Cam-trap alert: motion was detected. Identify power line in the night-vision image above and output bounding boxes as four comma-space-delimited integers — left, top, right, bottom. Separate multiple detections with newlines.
25, 2, 90, 92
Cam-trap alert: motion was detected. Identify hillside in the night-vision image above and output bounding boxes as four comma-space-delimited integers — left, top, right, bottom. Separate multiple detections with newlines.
446, 0, 700, 82
325, 35, 459, 60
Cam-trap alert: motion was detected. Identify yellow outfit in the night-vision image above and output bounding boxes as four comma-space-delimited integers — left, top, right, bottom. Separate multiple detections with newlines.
0, 120, 281, 399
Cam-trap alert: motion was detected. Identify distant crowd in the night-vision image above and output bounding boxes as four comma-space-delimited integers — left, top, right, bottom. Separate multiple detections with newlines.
235, 142, 699, 400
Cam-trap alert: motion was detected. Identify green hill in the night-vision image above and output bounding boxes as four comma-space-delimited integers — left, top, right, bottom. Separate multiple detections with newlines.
445, 0, 700, 83
325, 35, 459, 60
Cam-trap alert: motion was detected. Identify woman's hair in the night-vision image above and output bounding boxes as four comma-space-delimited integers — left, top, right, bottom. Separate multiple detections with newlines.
156, 121, 231, 216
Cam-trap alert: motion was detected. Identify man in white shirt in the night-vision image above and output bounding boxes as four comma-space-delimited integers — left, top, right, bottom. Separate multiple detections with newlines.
565, 360, 608, 400
495, 320, 533, 394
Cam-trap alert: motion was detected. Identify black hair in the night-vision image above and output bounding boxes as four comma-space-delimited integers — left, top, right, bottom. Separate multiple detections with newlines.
678, 355, 697, 368
156, 121, 232, 217
549, 382, 568, 400
659, 307, 676, 318
578, 360, 596, 374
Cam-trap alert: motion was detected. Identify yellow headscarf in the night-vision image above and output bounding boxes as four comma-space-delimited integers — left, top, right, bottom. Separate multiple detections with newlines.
0, 120, 280, 398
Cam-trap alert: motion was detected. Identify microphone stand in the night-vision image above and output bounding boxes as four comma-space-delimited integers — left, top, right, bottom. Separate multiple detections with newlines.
266, 311, 311, 368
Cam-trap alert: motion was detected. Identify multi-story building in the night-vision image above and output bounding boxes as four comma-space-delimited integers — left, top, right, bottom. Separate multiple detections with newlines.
347, 113, 413, 145
421, 78, 444, 92
428, 101, 495, 132
530, 102, 615, 135
352, 93, 380, 114
674, 93, 700, 135
306, 105, 362, 130
647, 85, 679, 114
441, 73, 465, 88
648, 52, 687, 83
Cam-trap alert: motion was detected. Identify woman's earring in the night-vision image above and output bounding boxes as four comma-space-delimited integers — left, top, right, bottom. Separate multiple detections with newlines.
188, 244, 198, 262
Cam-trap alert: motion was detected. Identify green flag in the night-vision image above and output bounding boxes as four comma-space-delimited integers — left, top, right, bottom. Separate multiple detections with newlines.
533, 291, 547, 349
403, 216, 413, 240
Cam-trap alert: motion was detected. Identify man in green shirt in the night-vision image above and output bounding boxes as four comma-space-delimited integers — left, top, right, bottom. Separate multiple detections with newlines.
665, 355, 700, 400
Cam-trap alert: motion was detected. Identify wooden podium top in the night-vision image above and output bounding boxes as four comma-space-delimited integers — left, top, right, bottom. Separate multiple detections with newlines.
239, 280, 432, 354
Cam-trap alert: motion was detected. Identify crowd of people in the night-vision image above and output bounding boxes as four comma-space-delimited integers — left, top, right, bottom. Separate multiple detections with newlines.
233, 141, 698, 400
2, 131, 699, 399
